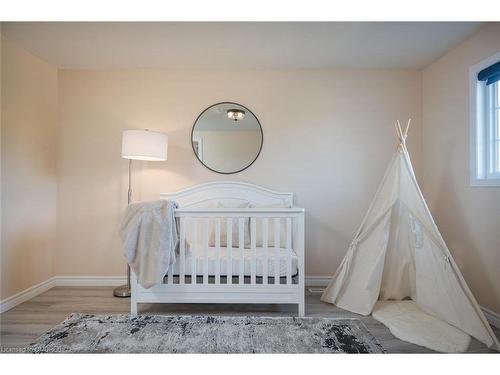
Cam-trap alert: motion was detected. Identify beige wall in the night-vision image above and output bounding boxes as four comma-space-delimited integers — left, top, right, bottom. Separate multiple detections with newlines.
0, 37, 58, 299
422, 24, 500, 313
56, 69, 422, 277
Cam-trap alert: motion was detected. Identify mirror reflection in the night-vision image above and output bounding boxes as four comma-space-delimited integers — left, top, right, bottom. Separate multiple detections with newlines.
192, 102, 263, 174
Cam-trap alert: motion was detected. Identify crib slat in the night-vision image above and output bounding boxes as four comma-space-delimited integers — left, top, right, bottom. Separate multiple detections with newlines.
215, 218, 221, 285
226, 218, 232, 285
250, 217, 257, 285
262, 218, 269, 285
191, 218, 198, 284
203, 218, 209, 285
238, 218, 244, 285
179, 217, 186, 285
274, 218, 281, 285
167, 214, 176, 284
286, 217, 292, 285
167, 265, 174, 284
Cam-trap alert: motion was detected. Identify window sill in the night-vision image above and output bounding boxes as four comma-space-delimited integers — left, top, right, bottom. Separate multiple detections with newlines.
470, 177, 500, 187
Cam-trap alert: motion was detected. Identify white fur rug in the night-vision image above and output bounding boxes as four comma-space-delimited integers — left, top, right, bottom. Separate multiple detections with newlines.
372, 300, 471, 353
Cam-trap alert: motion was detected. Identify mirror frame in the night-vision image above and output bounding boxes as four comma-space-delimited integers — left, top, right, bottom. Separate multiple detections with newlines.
191, 101, 264, 174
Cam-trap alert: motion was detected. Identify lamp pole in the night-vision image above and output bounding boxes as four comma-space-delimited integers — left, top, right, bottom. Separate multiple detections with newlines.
113, 158, 133, 298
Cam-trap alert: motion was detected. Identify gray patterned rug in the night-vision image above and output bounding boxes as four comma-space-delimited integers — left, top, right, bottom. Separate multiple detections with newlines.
28, 314, 385, 353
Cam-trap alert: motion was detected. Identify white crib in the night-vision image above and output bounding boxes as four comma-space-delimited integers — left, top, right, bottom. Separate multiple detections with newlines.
130, 181, 305, 316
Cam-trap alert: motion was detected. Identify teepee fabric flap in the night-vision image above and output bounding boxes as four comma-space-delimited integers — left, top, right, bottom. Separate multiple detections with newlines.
331, 210, 392, 315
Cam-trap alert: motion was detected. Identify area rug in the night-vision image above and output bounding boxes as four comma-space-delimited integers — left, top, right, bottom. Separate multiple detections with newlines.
28, 314, 385, 353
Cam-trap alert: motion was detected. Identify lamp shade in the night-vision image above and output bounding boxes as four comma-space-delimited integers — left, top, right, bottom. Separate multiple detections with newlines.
121, 130, 168, 161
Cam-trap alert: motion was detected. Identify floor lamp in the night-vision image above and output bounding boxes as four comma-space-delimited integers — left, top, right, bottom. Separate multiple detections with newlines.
113, 129, 168, 298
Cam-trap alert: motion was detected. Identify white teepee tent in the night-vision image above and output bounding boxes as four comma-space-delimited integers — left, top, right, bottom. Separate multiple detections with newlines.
321, 120, 499, 351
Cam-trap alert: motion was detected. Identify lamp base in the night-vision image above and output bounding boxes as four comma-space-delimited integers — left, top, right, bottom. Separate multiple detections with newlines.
113, 285, 131, 298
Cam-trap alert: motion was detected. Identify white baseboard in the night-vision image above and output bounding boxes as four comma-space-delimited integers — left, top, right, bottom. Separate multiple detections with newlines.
0, 276, 127, 313
55, 276, 127, 287
481, 306, 500, 329
2, 274, 499, 329
305, 276, 330, 287
0, 277, 57, 314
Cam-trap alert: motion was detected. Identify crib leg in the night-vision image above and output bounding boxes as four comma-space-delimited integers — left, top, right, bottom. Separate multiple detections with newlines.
130, 270, 138, 316
298, 301, 305, 317
131, 301, 138, 316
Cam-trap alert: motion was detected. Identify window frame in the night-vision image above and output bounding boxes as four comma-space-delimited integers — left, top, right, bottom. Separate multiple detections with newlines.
488, 82, 500, 177
469, 52, 500, 187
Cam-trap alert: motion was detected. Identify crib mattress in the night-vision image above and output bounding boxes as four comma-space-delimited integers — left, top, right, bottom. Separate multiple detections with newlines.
169, 246, 298, 277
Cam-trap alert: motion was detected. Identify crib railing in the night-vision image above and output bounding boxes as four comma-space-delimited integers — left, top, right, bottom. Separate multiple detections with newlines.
166, 207, 304, 287
131, 206, 305, 316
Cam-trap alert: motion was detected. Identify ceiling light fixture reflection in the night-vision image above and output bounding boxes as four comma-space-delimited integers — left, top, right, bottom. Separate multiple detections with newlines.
227, 109, 246, 121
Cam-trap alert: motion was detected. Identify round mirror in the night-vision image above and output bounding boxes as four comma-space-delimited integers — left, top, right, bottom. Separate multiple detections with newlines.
191, 102, 263, 174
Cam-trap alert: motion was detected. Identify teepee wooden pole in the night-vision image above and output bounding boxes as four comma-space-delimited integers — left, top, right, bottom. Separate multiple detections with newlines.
404, 118, 411, 139
393, 121, 401, 140
397, 120, 403, 138
394, 120, 404, 142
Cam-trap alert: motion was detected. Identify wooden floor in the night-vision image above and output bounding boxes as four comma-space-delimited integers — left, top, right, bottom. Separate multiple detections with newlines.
0, 286, 498, 353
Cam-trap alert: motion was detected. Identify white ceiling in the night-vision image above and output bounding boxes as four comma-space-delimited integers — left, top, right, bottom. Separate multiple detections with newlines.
1, 22, 484, 69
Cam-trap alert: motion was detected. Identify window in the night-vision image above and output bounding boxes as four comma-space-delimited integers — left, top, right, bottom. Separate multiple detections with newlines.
470, 53, 500, 186
489, 82, 500, 175
484, 81, 500, 177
